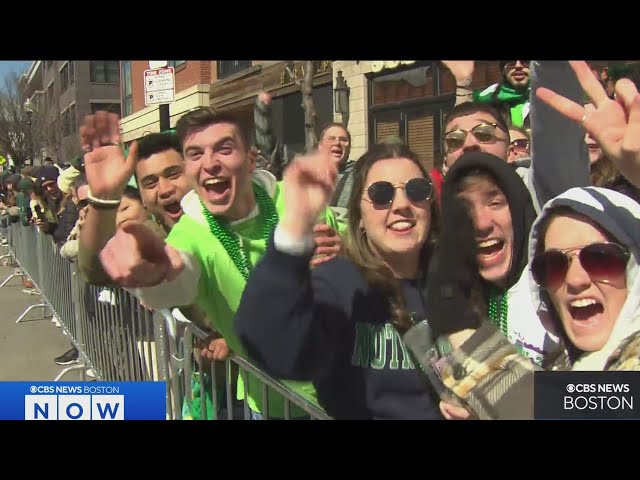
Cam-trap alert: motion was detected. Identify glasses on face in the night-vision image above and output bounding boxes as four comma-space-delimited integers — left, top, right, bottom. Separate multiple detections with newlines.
531, 242, 630, 289
323, 135, 349, 144
503, 61, 530, 72
364, 177, 433, 207
509, 138, 530, 153
443, 123, 507, 153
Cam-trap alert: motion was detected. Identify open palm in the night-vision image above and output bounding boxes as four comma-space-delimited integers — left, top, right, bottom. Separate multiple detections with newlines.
536, 61, 640, 188
80, 111, 138, 199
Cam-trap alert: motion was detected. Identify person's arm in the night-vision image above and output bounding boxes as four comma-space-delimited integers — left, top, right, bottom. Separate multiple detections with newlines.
127, 249, 201, 309
527, 61, 590, 213
442, 61, 475, 106
235, 227, 349, 380
537, 61, 640, 190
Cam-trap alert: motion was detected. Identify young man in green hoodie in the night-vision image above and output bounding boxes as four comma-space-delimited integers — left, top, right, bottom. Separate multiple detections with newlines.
85, 108, 342, 419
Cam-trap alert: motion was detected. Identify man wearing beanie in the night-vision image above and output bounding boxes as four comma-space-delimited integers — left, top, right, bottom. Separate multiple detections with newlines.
36, 166, 63, 236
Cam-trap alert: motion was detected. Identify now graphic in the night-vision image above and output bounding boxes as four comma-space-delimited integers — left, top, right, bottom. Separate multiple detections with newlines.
0, 382, 165, 420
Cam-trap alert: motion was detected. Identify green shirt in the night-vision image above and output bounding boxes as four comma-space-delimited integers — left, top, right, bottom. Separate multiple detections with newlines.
166, 180, 342, 416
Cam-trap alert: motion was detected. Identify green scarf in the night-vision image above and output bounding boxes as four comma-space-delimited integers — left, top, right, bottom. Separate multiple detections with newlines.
474, 83, 530, 128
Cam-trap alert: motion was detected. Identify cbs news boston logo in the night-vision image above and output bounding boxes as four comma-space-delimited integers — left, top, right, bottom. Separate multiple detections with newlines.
535, 371, 640, 420
0, 382, 165, 420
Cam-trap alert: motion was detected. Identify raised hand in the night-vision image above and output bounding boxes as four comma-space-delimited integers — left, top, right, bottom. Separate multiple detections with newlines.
441, 61, 475, 82
536, 61, 640, 188
310, 224, 342, 267
99, 222, 184, 289
280, 152, 337, 239
80, 111, 138, 199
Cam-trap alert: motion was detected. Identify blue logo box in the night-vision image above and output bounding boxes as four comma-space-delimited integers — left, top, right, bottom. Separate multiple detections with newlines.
0, 382, 166, 420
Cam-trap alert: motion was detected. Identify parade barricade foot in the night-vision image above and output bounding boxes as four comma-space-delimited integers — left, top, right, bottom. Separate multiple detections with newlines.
0, 271, 23, 288
15, 303, 48, 324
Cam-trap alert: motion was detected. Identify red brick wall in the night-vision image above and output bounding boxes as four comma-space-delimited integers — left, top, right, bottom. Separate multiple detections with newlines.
174, 61, 213, 92
131, 61, 148, 114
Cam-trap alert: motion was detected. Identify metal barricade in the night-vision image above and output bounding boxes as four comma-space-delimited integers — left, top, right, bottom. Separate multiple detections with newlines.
5, 223, 332, 420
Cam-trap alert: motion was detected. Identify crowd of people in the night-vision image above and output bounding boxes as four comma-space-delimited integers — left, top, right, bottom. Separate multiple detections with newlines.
2, 60, 640, 420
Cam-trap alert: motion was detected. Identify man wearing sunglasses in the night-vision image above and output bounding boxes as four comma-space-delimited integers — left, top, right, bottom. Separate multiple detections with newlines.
442, 102, 510, 172
474, 61, 531, 128
426, 61, 591, 366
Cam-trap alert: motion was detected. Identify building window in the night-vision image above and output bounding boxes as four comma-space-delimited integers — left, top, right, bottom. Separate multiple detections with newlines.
69, 105, 76, 135
62, 109, 70, 137
46, 83, 54, 107
169, 60, 186, 69
368, 61, 502, 170
60, 64, 69, 93
91, 103, 122, 116
90, 61, 120, 84
69, 61, 75, 86
121, 61, 133, 117
217, 60, 252, 79
45, 60, 53, 70
59, 62, 75, 93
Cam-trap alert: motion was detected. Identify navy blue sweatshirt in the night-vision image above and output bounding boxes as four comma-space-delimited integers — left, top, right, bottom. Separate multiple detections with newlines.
234, 240, 443, 420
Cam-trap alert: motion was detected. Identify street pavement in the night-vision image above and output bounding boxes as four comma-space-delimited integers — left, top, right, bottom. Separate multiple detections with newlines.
0, 247, 82, 381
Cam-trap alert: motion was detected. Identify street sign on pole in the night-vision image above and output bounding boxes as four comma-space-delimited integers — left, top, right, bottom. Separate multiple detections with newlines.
144, 67, 175, 106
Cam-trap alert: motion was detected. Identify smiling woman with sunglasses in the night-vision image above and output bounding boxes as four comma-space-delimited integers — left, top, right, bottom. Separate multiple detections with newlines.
425, 186, 640, 420
235, 143, 444, 419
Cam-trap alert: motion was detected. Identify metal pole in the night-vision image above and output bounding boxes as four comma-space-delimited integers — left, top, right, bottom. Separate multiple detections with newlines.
159, 104, 170, 132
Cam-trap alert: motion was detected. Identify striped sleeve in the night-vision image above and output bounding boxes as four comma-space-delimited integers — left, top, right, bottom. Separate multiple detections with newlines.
438, 322, 541, 420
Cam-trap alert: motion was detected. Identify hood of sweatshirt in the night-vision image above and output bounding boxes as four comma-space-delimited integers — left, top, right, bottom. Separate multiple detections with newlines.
527, 186, 640, 370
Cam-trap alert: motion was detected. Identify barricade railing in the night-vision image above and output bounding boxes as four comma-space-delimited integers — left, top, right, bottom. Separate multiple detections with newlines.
3, 223, 332, 420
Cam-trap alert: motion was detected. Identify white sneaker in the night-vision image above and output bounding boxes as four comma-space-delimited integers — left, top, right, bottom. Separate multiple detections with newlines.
52, 316, 61, 327
85, 368, 96, 379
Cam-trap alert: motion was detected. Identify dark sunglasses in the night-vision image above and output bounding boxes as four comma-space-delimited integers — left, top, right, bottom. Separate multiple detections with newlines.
77, 199, 90, 210
510, 138, 530, 152
365, 177, 433, 207
531, 242, 629, 289
443, 123, 507, 153
503, 61, 530, 72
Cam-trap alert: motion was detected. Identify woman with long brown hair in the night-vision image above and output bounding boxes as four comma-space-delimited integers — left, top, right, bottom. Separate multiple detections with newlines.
234, 143, 443, 419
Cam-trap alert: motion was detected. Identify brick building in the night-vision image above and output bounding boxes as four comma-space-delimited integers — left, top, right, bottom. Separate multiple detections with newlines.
119, 61, 214, 146
21, 61, 121, 164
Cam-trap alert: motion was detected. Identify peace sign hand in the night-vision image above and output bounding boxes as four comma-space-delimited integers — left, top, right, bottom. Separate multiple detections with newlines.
536, 61, 640, 188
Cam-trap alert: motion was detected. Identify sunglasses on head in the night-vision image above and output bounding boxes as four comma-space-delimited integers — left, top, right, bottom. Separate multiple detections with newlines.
364, 177, 433, 207
510, 138, 530, 153
531, 242, 630, 289
77, 199, 90, 210
443, 123, 506, 153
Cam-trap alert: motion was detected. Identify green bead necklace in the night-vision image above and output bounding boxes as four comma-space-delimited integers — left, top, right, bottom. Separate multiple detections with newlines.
200, 183, 279, 281
488, 287, 509, 337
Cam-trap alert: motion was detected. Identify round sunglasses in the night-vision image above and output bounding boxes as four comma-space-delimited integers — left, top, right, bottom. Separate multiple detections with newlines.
443, 123, 507, 153
531, 242, 630, 289
364, 177, 433, 207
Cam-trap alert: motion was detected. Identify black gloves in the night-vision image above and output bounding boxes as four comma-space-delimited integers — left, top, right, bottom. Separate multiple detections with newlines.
424, 195, 485, 337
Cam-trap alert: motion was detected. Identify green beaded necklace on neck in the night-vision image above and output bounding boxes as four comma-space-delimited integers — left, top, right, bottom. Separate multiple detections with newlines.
200, 182, 279, 281
488, 286, 508, 337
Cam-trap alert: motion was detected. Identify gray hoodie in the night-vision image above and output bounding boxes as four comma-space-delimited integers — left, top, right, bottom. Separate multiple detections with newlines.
528, 186, 640, 370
